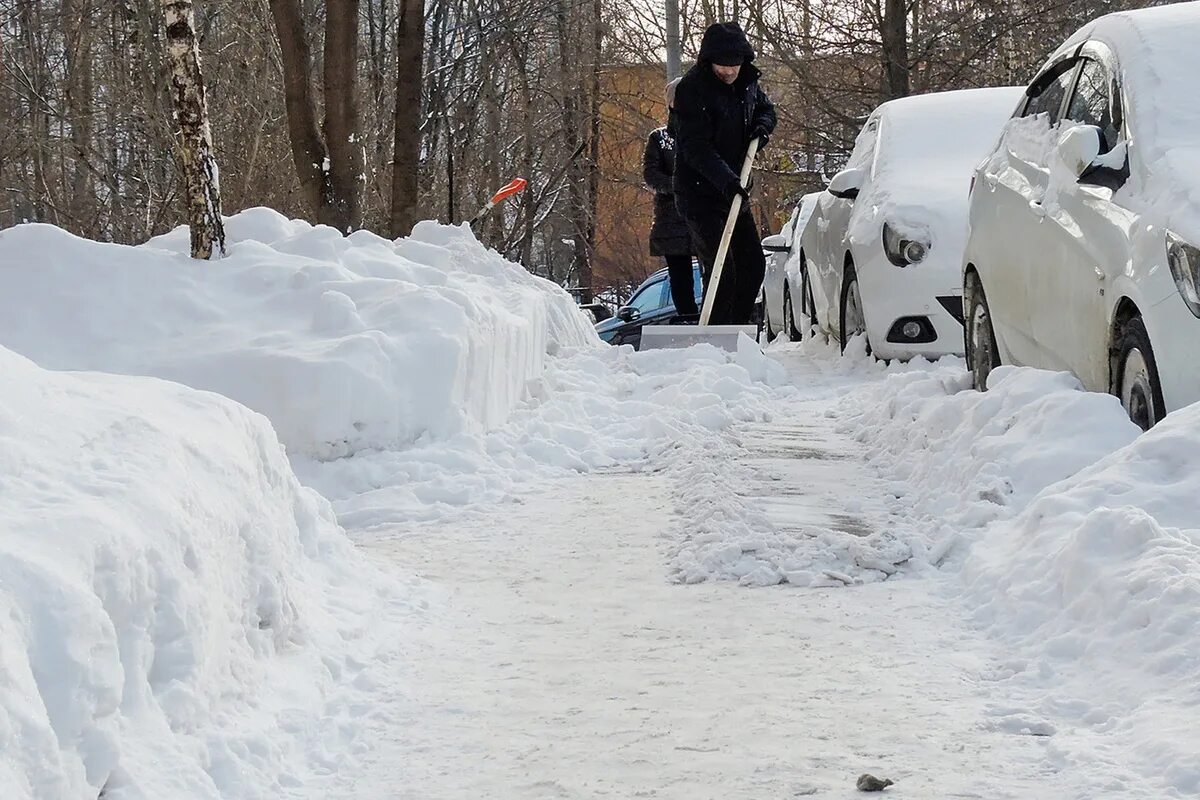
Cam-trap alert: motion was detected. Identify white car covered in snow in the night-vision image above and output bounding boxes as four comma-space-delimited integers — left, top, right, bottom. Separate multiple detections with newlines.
800, 87, 1024, 359
964, 4, 1200, 430
761, 192, 822, 341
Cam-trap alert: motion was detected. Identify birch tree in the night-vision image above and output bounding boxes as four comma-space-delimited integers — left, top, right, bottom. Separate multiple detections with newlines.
162, 0, 225, 259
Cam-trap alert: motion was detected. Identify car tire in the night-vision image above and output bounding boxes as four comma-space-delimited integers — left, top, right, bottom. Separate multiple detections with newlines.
1114, 316, 1166, 431
839, 260, 869, 354
803, 265, 817, 334
764, 288, 777, 342
783, 283, 802, 341
965, 273, 1000, 391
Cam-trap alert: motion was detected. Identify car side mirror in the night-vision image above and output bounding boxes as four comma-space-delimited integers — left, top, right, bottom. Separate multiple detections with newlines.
1055, 125, 1103, 179
827, 167, 865, 200
616, 306, 638, 323
762, 233, 789, 253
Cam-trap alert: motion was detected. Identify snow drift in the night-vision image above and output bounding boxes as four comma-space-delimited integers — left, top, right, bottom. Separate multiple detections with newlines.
966, 402, 1200, 795
0, 345, 394, 800
841, 364, 1140, 543
0, 209, 597, 460
843, 359, 1200, 792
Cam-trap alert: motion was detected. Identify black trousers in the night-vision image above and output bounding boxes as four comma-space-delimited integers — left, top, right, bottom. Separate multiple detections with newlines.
685, 206, 764, 325
664, 254, 699, 317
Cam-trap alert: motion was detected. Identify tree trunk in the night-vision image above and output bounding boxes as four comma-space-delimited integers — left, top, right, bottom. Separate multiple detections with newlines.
162, 0, 224, 258
881, 0, 910, 100
556, 0, 588, 293
390, 0, 424, 238
580, 0, 601, 304
63, 0, 96, 231
323, 0, 363, 231
268, 0, 331, 220
665, 0, 681, 80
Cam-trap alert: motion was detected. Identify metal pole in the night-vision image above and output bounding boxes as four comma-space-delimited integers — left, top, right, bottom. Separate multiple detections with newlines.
665, 0, 682, 80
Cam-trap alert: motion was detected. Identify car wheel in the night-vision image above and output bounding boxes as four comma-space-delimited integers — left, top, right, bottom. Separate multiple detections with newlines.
783, 284, 801, 341
965, 273, 1000, 391
764, 288, 777, 341
1115, 317, 1165, 431
839, 261, 869, 354
803, 266, 817, 334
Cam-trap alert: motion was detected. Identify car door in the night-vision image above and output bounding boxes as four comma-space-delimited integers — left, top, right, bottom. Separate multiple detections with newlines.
613, 276, 669, 349
977, 53, 1082, 368
1031, 45, 1136, 391
821, 115, 880, 336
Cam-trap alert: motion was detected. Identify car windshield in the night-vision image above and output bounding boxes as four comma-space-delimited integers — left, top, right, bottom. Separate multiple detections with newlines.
629, 280, 667, 315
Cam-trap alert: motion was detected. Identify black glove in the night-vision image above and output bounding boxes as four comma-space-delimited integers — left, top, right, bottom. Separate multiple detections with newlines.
726, 174, 754, 204
750, 126, 770, 150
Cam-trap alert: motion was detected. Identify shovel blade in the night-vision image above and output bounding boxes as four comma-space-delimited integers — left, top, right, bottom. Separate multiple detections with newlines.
639, 324, 759, 352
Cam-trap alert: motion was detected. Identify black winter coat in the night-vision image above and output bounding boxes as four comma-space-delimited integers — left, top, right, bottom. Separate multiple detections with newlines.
672, 26, 777, 219
642, 122, 691, 257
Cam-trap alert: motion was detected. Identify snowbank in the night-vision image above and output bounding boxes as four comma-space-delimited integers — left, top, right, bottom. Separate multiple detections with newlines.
0, 345, 397, 799
842, 358, 1200, 791
964, 403, 1200, 794
0, 209, 597, 460
841, 364, 1140, 550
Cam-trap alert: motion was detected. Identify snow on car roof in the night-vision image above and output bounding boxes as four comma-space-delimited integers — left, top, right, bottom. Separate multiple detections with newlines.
875, 87, 1025, 195
845, 87, 1023, 249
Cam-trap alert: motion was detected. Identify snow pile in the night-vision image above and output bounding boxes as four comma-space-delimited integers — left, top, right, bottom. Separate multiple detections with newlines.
0, 209, 597, 460
840, 364, 1140, 549
300, 342, 787, 534
964, 403, 1200, 794
0, 345, 398, 800
839, 355, 1200, 789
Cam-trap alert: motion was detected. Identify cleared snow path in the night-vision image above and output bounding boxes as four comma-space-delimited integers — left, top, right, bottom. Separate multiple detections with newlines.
303, 346, 1119, 799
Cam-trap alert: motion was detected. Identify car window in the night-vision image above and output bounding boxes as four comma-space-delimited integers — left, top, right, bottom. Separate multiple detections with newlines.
628, 279, 668, 315
845, 117, 879, 172
1023, 59, 1078, 123
1065, 58, 1119, 151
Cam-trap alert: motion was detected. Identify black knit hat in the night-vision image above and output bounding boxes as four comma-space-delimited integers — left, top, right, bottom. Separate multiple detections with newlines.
698, 22, 755, 66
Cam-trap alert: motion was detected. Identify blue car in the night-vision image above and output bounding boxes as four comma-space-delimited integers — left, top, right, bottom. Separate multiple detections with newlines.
595, 263, 704, 349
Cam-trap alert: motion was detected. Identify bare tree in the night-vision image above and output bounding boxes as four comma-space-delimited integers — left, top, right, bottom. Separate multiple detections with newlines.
268, 0, 364, 232
390, 0, 424, 237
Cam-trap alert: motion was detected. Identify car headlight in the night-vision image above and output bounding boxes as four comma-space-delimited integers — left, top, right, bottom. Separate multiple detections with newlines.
1167, 231, 1200, 318
882, 222, 929, 268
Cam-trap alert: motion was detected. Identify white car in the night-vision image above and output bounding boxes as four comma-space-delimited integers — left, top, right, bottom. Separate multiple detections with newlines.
800, 87, 1025, 359
761, 192, 821, 340
964, 4, 1200, 430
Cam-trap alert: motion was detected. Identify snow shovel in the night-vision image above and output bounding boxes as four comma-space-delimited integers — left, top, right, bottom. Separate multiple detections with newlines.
641, 137, 761, 352
468, 177, 528, 228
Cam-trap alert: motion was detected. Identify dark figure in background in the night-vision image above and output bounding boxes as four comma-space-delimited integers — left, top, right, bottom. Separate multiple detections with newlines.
672, 22, 776, 325
642, 77, 697, 317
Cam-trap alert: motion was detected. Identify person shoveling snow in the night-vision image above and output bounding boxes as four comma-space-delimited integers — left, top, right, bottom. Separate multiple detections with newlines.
641, 22, 776, 351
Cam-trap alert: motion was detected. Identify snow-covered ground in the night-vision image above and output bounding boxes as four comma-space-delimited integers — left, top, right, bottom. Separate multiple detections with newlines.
1, 214, 1196, 798
299, 337, 1200, 799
